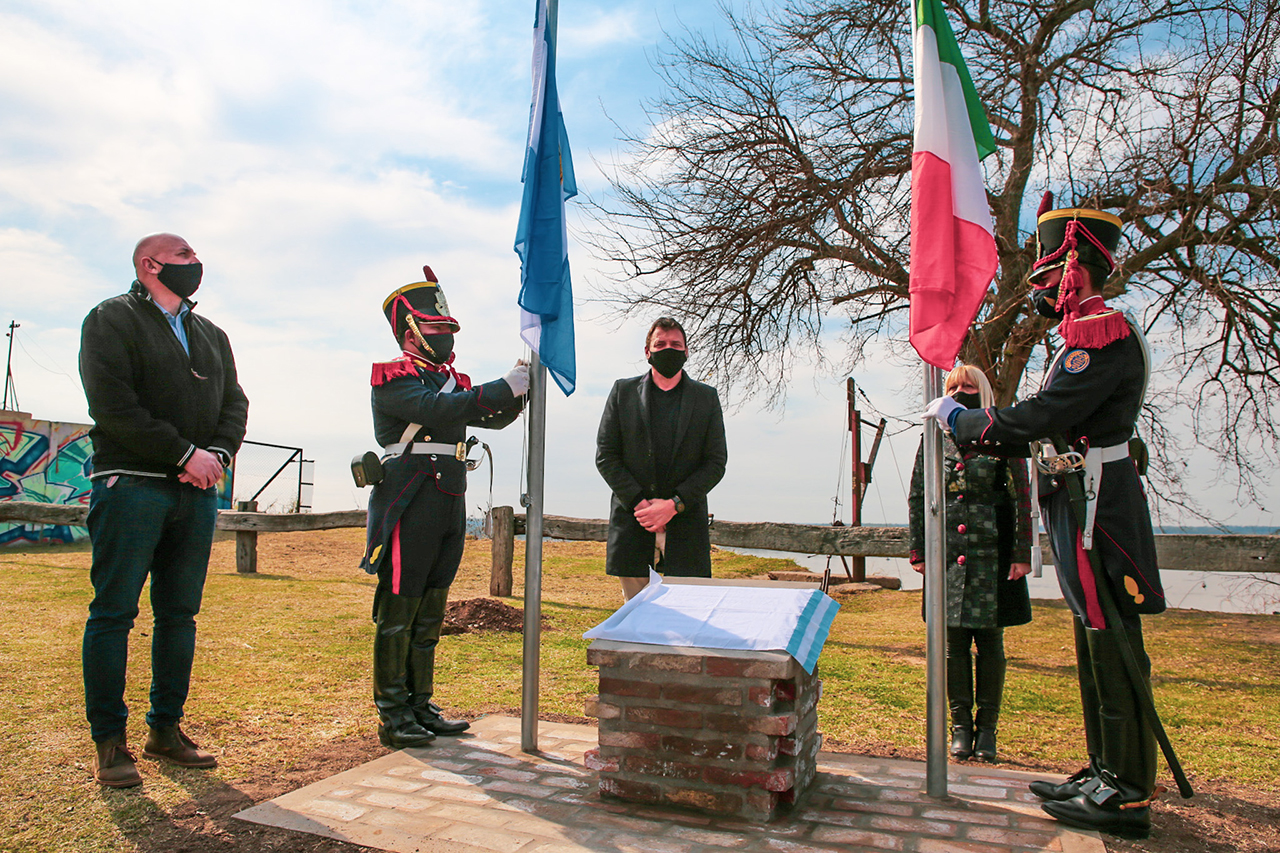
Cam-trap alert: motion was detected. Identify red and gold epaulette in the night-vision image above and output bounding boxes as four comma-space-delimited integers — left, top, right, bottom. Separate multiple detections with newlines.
1058, 309, 1130, 349
371, 358, 419, 387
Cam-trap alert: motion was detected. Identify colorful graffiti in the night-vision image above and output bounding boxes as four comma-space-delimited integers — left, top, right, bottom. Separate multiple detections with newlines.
1, 410, 234, 546
1, 410, 93, 545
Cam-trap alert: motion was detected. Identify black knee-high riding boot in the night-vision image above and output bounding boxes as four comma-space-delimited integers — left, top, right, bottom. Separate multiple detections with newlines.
372, 585, 436, 748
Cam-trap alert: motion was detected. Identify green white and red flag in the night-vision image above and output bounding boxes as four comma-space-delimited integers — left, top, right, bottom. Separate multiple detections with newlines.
909, 0, 998, 369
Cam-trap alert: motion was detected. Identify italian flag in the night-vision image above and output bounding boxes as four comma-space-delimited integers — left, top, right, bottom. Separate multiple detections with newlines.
909, 0, 998, 370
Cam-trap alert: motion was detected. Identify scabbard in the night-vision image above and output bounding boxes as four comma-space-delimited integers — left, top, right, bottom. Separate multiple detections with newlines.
1052, 436, 1193, 799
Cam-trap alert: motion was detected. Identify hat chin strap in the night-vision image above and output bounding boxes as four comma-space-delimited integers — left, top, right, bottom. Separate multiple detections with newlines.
405, 313, 447, 363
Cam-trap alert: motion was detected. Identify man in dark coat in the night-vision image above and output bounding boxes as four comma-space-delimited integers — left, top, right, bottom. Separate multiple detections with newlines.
360, 267, 526, 748
79, 233, 249, 787
595, 318, 728, 600
924, 197, 1166, 838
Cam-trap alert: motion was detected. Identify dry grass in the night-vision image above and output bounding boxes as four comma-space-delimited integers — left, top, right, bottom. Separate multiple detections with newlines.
0, 529, 1276, 852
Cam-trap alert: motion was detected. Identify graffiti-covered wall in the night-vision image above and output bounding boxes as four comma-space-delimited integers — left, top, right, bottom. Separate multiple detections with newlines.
1, 410, 93, 545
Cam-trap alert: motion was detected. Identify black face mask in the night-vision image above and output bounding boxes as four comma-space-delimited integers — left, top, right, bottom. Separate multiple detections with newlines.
156, 262, 203, 299
952, 391, 982, 409
1032, 285, 1063, 319
648, 347, 687, 379
418, 333, 454, 365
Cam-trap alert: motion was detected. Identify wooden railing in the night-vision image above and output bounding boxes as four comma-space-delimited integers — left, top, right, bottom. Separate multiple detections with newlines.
4, 502, 1277, 587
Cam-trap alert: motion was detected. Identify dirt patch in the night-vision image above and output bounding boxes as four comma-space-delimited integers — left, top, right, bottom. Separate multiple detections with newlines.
442, 597, 546, 634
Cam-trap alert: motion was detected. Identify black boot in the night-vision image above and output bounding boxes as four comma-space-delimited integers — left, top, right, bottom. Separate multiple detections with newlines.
405, 588, 470, 735
1042, 768, 1152, 839
1030, 758, 1100, 801
373, 586, 436, 749
946, 630, 974, 760
1085, 623, 1157, 796
973, 628, 1005, 763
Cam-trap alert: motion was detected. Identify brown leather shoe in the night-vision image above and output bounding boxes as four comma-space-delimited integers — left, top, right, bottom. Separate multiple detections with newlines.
92, 733, 142, 788
142, 724, 218, 768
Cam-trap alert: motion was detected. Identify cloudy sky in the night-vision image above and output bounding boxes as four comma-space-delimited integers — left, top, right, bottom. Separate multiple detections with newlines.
1, 0, 1272, 530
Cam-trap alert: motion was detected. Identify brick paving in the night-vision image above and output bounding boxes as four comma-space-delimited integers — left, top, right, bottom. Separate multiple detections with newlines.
234, 715, 1104, 853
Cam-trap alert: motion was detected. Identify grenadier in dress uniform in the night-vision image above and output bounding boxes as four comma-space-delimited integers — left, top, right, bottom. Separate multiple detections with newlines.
924, 194, 1167, 838
360, 267, 528, 749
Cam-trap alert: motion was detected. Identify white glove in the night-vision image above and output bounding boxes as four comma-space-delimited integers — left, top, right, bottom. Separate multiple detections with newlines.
921, 395, 964, 429
504, 362, 530, 396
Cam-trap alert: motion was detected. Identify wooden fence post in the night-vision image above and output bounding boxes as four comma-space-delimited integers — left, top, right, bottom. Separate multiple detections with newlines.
490, 505, 514, 596
235, 500, 258, 574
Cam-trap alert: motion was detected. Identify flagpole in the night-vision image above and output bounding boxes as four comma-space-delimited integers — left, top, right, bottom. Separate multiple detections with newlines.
522, 350, 547, 752
923, 364, 948, 797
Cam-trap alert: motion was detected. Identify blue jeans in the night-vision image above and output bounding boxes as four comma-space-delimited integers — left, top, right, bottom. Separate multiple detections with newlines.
82, 475, 217, 741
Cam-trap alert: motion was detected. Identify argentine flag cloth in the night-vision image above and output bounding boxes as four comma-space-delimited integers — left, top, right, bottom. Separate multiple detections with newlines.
583, 571, 839, 674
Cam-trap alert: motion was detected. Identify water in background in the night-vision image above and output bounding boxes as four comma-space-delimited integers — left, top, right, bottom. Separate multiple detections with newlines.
722, 549, 1280, 616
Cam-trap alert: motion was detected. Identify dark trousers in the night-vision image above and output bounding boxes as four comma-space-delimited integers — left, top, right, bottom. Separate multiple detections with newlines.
947, 626, 1006, 730
82, 476, 217, 741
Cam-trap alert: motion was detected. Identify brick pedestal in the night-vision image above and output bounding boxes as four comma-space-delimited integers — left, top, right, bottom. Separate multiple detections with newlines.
584, 639, 821, 822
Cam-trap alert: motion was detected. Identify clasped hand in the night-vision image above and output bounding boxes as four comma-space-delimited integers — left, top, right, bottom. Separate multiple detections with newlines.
634, 498, 677, 533
179, 448, 223, 490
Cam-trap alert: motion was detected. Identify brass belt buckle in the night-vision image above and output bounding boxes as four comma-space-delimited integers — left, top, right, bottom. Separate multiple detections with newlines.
454, 442, 467, 462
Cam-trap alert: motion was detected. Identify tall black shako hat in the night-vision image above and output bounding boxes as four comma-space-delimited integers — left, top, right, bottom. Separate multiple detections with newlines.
1028, 192, 1121, 283
382, 266, 461, 344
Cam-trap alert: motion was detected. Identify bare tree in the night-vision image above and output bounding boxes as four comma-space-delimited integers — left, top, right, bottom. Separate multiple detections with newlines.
586, 0, 1279, 509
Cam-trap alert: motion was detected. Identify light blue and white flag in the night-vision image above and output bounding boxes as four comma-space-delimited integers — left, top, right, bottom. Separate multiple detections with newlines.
515, 0, 577, 396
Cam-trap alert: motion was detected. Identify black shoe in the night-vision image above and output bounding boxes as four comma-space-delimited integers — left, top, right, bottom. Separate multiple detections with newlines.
1031, 764, 1096, 801
378, 721, 436, 749
950, 726, 974, 760
1041, 772, 1152, 839
414, 702, 470, 736
973, 727, 997, 762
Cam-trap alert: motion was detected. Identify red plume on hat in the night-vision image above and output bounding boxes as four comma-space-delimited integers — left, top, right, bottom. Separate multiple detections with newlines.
1027, 195, 1129, 347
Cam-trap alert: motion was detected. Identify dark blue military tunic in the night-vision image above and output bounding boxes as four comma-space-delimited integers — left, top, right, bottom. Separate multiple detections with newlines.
952, 323, 1164, 628
360, 356, 523, 597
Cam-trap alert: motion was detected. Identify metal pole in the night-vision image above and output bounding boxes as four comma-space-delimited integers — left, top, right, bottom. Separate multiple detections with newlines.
923, 364, 948, 797
521, 350, 547, 752
3, 321, 19, 411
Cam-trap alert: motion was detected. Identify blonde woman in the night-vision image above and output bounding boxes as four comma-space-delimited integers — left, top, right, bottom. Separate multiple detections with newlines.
909, 364, 1033, 762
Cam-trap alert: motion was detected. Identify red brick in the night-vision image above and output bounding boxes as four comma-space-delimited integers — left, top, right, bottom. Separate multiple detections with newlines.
583, 749, 619, 773
600, 777, 662, 804
745, 787, 782, 813
627, 706, 702, 728
705, 657, 794, 679
663, 786, 744, 814
915, 841, 1007, 853
599, 730, 661, 749
627, 652, 704, 674
809, 826, 903, 850
747, 685, 776, 708
660, 735, 742, 760
745, 740, 780, 762
867, 815, 955, 836
623, 754, 703, 780
584, 696, 620, 719
776, 679, 797, 703
705, 712, 796, 736
965, 826, 1058, 847
662, 683, 743, 706
704, 766, 795, 792
601, 676, 663, 699
586, 647, 621, 667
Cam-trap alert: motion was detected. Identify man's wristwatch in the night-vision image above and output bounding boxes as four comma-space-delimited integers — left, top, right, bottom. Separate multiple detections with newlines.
671, 495, 685, 514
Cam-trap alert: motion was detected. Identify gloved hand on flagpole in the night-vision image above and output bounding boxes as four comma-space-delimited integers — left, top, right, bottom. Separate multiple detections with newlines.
922, 395, 964, 431
505, 360, 530, 396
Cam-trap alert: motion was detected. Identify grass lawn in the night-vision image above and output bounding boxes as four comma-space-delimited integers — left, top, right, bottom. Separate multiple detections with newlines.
0, 529, 1277, 852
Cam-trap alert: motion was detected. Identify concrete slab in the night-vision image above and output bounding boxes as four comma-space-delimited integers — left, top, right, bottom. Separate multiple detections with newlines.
235, 715, 1104, 853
